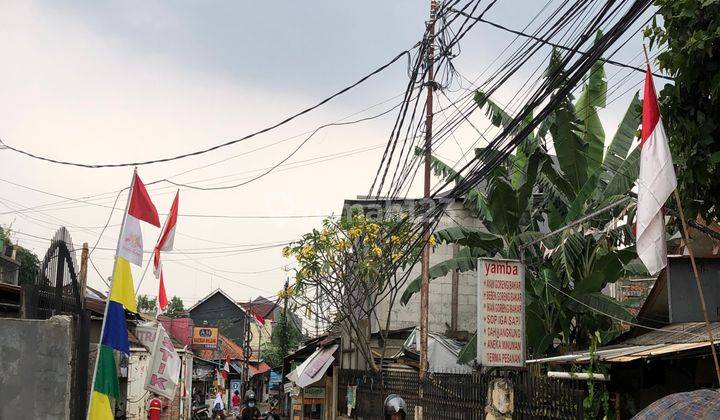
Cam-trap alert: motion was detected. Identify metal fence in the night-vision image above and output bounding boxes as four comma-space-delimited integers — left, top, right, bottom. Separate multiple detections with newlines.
339, 368, 585, 419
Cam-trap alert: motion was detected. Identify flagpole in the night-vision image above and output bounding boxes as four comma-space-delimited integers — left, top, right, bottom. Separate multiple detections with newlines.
643, 46, 720, 386
672, 190, 720, 384
86, 168, 137, 419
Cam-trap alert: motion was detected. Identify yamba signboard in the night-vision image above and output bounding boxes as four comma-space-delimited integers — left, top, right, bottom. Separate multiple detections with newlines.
477, 258, 525, 367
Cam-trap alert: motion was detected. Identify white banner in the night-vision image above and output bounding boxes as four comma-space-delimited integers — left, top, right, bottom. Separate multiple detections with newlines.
145, 324, 181, 399
135, 323, 158, 350
477, 258, 525, 367
118, 214, 144, 266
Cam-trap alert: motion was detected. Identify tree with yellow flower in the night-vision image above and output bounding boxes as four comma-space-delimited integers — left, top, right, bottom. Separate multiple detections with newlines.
281, 207, 425, 373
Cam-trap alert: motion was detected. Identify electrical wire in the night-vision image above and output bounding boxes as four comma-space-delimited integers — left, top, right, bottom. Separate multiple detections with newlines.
0, 49, 414, 168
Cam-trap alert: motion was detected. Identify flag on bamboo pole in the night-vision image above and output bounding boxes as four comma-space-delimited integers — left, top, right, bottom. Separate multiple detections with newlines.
118, 174, 161, 267
153, 191, 178, 312
222, 356, 230, 382
636, 65, 677, 275
89, 171, 159, 420
157, 270, 168, 312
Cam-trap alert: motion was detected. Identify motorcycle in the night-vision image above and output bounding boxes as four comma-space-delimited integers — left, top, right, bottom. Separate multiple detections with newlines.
191, 402, 210, 420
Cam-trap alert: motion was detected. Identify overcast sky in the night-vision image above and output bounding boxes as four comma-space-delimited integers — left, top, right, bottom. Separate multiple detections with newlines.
0, 1, 655, 321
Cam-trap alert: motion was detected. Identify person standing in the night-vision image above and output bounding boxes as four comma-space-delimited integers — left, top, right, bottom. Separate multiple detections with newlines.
212, 390, 225, 419
147, 393, 162, 420
231, 390, 242, 416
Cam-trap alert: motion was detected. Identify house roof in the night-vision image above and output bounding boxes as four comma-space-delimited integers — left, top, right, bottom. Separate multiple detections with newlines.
528, 322, 720, 365
196, 333, 257, 362
238, 296, 277, 320
187, 288, 247, 314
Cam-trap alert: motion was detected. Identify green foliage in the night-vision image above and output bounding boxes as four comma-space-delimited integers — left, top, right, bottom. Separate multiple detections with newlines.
645, 0, 720, 220
402, 49, 644, 360
580, 331, 611, 419
0, 226, 40, 285
165, 296, 185, 318
136, 294, 157, 314
261, 311, 302, 368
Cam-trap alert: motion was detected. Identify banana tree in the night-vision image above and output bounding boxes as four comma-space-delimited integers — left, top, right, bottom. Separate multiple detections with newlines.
401, 48, 646, 360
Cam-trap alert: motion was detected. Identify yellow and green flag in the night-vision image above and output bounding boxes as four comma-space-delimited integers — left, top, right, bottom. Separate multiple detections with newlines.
88, 172, 159, 420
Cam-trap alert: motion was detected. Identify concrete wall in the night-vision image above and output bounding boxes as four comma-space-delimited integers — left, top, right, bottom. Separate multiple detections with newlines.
0, 315, 73, 419
373, 200, 483, 334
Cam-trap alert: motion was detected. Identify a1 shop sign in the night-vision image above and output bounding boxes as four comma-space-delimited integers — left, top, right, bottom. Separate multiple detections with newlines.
477, 258, 525, 367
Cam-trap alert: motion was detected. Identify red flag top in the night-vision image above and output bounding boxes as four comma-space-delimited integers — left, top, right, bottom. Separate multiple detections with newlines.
129, 174, 161, 227
641, 64, 661, 147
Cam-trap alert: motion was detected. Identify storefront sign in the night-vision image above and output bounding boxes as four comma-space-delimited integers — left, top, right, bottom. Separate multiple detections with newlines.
192, 326, 219, 349
230, 379, 241, 393
304, 387, 325, 399
477, 258, 525, 367
145, 324, 182, 399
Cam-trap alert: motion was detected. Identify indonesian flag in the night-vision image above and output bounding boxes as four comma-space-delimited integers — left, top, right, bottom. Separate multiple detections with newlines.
153, 191, 179, 278
118, 173, 160, 266
222, 356, 230, 382
157, 270, 168, 312
636, 64, 677, 275
154, 191, 178, 313
252, 310, 266, 326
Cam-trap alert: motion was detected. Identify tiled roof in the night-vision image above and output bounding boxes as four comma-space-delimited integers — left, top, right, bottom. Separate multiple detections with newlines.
197, 333, 258, 362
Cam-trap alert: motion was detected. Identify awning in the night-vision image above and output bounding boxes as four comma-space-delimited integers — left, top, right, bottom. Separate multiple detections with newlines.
286, 344, 338, 388
527, 341, 713, 365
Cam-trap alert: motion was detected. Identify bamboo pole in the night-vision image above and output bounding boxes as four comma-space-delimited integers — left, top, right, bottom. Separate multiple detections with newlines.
643, 45, 720, 385
672, 190, 720, 385
86, 168, 136, 419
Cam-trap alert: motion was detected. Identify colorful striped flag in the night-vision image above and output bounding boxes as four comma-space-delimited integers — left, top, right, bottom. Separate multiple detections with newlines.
88, 172, 159, 420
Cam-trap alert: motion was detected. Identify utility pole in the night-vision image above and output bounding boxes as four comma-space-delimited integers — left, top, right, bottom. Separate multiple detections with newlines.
79, 242, 89, 304
419, 0, 437, 382
280, 277, 290, 418
243, 298, 253, 393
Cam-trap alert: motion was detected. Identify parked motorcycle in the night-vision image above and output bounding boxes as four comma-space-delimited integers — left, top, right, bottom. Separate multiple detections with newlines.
191, 402, 210, 420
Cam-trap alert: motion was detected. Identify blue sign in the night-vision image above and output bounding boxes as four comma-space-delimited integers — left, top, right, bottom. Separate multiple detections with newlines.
269, 371, 282, 386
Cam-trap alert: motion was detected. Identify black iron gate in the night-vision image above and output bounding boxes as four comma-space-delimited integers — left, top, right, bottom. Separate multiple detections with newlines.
21, 227, 90, 420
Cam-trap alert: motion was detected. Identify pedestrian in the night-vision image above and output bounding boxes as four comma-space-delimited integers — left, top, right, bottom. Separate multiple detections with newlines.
212, 390, 225, 419
384, 394, 407, 420
231, 390, 242, 416
238, 390, 261, 420
147, 393, 163, 420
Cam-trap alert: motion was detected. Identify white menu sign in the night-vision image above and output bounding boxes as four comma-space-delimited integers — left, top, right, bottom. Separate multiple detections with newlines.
477, 258, 525, 367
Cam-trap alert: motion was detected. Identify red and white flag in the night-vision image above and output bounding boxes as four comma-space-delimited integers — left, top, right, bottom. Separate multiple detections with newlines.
636, 64, 677, 275
252, 309, 266, 326
118, 173, 161, 266
157, 270, 168, 312
153, 191, 179, 278
222, 356, 230, 382
153, 191, 178, 313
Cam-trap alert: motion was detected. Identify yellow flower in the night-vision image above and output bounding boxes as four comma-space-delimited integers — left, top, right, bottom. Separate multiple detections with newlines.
282, 246, 291, 258
390, 235, 400, 244
301, 244, 315, 258
336, 239, 350, 251
392, 252, 401, 263
372, 245, 382, 257
348, 227, 362, 239
428, 235, 437, 247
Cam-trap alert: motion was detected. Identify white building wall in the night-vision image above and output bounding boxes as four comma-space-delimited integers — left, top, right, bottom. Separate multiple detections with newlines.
371, 200, 483, 334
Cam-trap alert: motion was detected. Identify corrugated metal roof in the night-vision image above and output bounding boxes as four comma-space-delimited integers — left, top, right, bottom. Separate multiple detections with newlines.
528, 323, 718, 365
